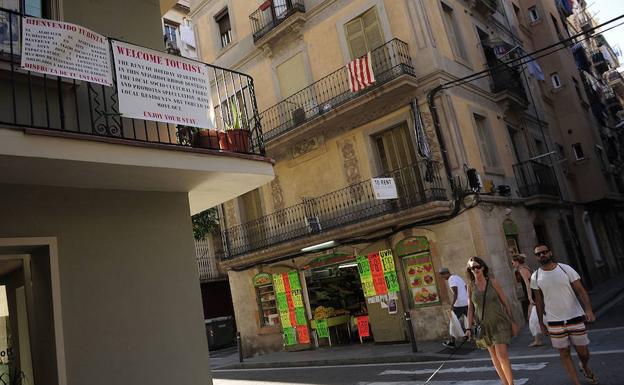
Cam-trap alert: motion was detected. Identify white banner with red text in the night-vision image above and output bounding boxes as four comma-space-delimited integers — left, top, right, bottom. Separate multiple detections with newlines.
111, 40, 215, 129
21, 17, 113, 86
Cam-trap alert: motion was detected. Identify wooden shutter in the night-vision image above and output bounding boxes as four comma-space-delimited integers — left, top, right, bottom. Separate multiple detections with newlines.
276, 53, 308, 98
362, 8, 384, 52
346, 18, 367, 59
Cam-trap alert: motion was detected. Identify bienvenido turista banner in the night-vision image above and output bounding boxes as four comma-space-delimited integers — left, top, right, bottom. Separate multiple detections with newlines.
21, 17, 113, 86
111, 40, 215, 129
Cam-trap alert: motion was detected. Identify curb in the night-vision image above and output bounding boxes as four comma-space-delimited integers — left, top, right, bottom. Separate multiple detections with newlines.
215, 353, 453, 370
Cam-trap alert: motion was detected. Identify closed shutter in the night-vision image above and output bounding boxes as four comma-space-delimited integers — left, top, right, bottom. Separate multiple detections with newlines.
346, 18, 367, 59
276, 53, 308, 98
362, 8, 384, 52
345, 7, 384, 60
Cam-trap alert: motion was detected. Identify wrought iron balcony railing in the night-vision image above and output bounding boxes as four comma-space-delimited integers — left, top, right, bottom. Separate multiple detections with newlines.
483, 47, 528, 103
219, 160, 447, 260
513, 160, 559, 198
260, 38, 415, 142
0, 8, 264, 156
250, 0, 305, 42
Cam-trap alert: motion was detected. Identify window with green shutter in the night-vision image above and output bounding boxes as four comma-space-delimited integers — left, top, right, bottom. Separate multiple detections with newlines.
345, 7, 384, 60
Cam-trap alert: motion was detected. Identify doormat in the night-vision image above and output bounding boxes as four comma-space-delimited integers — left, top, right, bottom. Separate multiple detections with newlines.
436, 344, 475, 355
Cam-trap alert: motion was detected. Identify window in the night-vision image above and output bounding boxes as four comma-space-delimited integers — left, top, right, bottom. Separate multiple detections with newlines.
276, 53, 308, 99
163, 22, 180, 54
374, 123, 421, 205
572, 77, 585, 103
344, 7, 384, 60
551, 13, 563, 39
534, 138, 546, 156
3, 0, 43, 16
528, 6, 540, 22
254, 275, 279, 327
215, 8, 232, 48
441, 2, 468, 61
594, 145, 607, 170
1, 0, 43, 55
474, 114, 500, 168
164, 22, 179, 48
551, 72, 562, 88
572, 143, 585, 160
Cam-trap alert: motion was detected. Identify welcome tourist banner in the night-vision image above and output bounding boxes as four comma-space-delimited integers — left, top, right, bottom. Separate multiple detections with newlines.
111, 40, 215, 129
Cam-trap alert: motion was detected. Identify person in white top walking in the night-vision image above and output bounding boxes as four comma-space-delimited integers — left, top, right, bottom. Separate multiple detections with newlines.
531, 244, 598, 384
440, 267, 468, 348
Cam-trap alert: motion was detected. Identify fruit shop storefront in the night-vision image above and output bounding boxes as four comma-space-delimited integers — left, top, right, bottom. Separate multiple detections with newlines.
248, 236, 447, 352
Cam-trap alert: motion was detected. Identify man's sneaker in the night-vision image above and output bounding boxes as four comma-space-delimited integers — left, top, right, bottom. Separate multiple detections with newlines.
442, 340, 456, 349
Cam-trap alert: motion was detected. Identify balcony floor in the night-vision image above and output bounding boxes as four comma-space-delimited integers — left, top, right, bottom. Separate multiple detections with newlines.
0, 126, 274, 214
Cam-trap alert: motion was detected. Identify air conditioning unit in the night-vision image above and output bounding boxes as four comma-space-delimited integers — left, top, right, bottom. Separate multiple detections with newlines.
305, 216, 322, 233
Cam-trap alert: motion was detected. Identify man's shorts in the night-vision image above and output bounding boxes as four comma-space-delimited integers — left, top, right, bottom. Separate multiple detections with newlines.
547, 316, 590, 349
452, 306, 468, 320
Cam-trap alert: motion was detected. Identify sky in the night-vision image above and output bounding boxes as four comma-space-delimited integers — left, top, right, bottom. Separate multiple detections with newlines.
591, 0, 624, 56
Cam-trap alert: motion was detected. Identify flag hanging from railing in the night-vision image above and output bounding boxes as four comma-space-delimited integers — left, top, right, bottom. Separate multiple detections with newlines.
347, 52, 376, 92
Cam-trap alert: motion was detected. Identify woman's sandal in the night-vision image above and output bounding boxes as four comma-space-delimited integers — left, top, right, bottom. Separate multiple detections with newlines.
578, 362, 599, 384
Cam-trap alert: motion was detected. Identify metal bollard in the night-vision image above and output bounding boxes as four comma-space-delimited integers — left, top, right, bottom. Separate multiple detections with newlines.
404, 311, 418, 353
236, 331, 243, 363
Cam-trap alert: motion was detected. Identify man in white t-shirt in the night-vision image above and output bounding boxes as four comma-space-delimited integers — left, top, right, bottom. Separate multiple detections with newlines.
440, 267, 468, 348
531, 244, 598, 385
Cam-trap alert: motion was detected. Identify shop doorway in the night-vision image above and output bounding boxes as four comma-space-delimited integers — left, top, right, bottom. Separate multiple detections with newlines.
0, 239, 64, 385
304, 256, 369, 345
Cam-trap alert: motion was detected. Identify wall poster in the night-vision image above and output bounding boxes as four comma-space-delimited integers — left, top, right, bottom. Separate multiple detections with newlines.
356, 249, 400, 298
273, 271, 310, 346
402, 252, 440, 308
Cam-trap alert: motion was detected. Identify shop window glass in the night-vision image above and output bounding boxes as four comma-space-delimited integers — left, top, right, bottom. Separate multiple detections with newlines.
254, 275, 279, 327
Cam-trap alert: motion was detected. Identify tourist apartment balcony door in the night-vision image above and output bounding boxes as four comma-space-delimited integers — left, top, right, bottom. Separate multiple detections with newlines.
374, 123, 423, 207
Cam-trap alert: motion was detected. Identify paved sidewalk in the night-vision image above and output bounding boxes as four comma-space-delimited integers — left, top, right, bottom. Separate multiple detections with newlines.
213, 276, 624, 370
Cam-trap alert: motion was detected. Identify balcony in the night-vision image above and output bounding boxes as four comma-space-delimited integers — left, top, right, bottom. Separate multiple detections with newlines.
250, 0, 306, 44
260, 39, 416, 144
607, 70, 624, 97
513, 160, 559, 203
219, 160, 449, 261
592, 52, 610, 75
469, 0, 498, 17
485, 51, 528, 110
0, 8, 273, 214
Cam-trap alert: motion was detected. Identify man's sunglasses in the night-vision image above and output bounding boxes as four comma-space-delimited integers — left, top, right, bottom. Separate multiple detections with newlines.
535, 250, 550, 256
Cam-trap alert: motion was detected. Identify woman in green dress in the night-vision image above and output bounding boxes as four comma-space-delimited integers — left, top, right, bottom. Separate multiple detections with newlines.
465, 256, 519, 385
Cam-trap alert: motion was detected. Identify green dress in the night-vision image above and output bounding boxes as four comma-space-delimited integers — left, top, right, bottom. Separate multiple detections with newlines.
471, 280, 512, 349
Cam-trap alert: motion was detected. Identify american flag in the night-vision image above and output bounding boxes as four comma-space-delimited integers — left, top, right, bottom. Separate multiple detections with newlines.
346, 52, 376, 92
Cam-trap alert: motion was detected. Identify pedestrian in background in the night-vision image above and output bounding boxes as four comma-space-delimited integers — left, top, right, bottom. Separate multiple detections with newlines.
512, 254, 543, 347
439, 267, 468, 348
466, 257, 519, 385
531, 244, 598, 384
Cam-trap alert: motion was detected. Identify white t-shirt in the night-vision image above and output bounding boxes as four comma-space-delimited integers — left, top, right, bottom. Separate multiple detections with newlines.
448, 274, 468, 307
530, 263, 585, 322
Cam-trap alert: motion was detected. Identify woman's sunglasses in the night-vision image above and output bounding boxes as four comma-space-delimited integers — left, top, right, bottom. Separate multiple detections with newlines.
469, 265, 483, 271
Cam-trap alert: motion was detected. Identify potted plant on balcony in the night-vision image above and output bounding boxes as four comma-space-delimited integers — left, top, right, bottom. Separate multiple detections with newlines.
224, 104, 251, 153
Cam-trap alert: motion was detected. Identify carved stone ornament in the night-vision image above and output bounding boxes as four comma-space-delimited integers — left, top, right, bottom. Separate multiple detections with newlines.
419, 110, 442, 163
338, 138, 364, 201
224, 200, 238, 227
292, 136, 322, 159
271, 177, 287, 224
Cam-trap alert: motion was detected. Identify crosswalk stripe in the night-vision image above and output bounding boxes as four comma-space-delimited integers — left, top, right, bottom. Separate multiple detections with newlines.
358, 379, 529, 385
379, 362, 547, 375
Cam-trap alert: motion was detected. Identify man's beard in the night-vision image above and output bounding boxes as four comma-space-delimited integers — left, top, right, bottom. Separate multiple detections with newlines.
539, 256, 552, 265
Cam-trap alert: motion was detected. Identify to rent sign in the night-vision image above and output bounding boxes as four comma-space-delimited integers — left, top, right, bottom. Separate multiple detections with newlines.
371, 178, 398, 200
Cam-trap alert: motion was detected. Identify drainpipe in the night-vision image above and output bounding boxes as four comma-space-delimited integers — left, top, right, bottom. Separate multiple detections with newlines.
426, 86, 454, 187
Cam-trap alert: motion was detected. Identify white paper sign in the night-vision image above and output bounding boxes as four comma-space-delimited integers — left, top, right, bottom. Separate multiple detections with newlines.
371, 178, 398, 200
21, 17, 112, 86
111, 40, 215, 128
